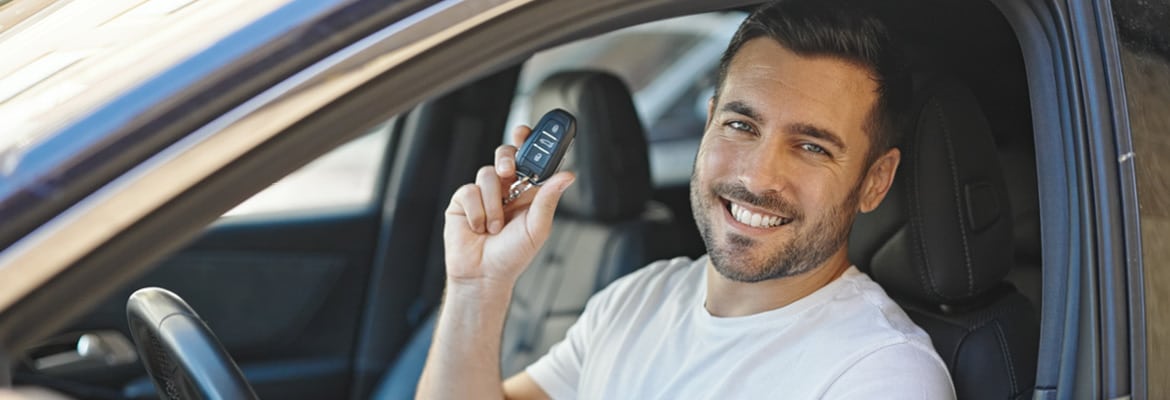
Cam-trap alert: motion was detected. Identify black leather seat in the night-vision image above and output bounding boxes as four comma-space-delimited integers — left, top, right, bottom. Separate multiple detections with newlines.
1000, 145, 1043, 310
500, 71, 680, 375
848, 75, 1040, 399
373, 71, 678, 399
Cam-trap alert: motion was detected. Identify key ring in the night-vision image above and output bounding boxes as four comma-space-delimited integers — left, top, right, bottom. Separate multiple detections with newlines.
504, 175, 536, 204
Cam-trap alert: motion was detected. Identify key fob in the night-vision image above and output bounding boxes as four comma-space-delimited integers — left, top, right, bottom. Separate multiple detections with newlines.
515, 109, 576, 184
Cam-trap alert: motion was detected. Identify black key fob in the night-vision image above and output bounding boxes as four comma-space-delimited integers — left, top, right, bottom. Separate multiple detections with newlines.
505, 109, 576, 204
515, 109, 576, 184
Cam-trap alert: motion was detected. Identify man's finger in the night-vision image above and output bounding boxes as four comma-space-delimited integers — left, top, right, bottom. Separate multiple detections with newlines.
451, 184, 486, 234
476, 166, 506, 234
495, 144, 518, 178
510, 124, 532, 147
525, 172, 576, 242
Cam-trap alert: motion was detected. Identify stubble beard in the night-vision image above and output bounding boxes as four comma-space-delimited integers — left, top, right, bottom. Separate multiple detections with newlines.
690, 174, 861, 283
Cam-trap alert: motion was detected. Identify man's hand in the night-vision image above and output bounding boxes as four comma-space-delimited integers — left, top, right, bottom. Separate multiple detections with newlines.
418, 125, 572, 400
443, 125, 575, 290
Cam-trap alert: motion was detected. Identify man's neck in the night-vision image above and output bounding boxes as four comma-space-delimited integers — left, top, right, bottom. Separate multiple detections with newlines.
704, 251, 852, 317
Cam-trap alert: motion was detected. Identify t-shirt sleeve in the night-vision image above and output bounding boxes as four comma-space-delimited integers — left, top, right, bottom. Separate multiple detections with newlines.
821, 342, 956, 400
523, 282, 614, 400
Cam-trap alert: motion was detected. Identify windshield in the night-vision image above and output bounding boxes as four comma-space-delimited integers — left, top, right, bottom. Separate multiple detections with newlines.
0, 0, 293, 172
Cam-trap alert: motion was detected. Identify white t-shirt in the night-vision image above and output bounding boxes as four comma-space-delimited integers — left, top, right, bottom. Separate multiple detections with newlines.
526, 256, 956, 399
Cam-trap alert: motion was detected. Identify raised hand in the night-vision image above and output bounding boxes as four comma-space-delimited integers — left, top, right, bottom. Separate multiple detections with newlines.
443, 125, 576, 289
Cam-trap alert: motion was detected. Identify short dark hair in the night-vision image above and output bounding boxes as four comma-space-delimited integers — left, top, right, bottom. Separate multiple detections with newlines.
714, 0, 909, 165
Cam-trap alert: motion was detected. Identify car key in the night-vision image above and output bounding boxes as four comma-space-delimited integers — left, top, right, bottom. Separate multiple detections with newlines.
505, 109, 577, 204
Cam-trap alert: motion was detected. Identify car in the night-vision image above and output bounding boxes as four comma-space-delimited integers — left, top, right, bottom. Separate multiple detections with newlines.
0, 0, 1165, 399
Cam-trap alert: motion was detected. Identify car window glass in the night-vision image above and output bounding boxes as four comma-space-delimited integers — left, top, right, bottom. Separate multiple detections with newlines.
221, 122, 392, 217
504, 12, 744, 187
1112, 0, 1170, 396
0, 0, 293, 155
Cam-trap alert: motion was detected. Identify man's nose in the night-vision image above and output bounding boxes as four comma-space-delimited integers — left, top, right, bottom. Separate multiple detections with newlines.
738, 143, 792, 195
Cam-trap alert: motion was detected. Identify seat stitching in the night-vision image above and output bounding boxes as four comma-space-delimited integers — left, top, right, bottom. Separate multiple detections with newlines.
992, 320, 1019, 394
950, 327, 971, 371
933, 98, 975, 297
910, 108, 940, 300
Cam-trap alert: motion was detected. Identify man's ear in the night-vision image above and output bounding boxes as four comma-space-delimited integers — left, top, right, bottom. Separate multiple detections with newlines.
859, 148, 901, 213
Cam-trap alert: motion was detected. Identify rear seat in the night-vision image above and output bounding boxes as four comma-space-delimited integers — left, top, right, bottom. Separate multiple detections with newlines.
373, 70, 679, 399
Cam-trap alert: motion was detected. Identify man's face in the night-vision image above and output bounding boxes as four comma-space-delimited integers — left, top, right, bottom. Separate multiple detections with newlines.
691, 38, 895, 282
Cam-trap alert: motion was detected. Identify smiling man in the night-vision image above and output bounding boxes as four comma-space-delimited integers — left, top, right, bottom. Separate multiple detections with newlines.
417, 0, 956, 398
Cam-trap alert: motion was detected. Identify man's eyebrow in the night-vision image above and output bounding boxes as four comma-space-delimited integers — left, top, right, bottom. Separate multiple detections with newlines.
789, 123, 847, 152
720, 101, 847, 152
719, 100, 763, 122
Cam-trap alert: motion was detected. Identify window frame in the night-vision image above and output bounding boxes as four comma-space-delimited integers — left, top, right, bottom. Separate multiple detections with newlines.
991, 0, 1146, 397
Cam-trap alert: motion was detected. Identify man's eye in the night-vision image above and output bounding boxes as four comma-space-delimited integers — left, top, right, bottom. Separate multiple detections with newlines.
726, 120, 753, 132
801, 143, 829, 155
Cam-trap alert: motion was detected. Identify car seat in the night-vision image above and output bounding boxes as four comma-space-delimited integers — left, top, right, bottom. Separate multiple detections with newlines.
373, 70, 679, 399
848, 74, 1041, 399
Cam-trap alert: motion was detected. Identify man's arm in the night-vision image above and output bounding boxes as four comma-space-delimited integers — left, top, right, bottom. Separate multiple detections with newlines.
415, 126, 574, 400
416, 281, 550, 400
503, 373, 549, 400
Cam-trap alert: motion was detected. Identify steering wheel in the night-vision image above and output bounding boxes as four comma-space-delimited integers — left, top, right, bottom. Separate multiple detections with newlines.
126, 287, 258, 400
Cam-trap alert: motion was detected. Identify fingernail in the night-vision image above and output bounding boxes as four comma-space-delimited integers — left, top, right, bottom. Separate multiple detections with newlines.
497, 158, 514, 174
560, 178, 576, 192
489, 221, 503, 234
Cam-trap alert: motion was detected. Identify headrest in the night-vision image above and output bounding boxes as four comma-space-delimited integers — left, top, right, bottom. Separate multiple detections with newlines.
848, 75, 1014, 305
529, 71, 652, 221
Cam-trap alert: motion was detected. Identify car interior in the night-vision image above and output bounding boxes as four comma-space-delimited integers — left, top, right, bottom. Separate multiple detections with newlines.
9, 1, 1045, 399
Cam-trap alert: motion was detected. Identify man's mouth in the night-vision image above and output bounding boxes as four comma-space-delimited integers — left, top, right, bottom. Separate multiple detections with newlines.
724, 199, 792, 229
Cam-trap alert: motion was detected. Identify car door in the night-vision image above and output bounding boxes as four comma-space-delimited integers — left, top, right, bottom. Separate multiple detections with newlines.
10, 60, 523, 399
15, 124, 394, 399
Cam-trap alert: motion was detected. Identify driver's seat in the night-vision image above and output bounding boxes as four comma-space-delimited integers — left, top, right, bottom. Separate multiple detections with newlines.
848, 74, 1040, 399
372, 70, 677, 399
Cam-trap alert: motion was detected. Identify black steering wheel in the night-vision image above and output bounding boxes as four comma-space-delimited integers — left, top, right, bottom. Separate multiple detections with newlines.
126, 287, 258, 400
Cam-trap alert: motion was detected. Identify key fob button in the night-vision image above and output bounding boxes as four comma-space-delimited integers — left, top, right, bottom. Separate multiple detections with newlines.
515, 109, 576, 184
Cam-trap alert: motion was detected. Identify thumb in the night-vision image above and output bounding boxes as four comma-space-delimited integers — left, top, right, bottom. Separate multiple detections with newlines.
525, 172, 576, 240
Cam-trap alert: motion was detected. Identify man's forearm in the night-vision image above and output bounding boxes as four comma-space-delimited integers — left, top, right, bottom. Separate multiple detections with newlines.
416, 281, 513, 400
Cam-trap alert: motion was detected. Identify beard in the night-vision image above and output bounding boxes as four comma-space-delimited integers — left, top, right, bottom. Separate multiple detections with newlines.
690, 177, 861, 283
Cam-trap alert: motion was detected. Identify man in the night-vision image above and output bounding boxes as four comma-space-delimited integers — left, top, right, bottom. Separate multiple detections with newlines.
417, 0, 956, 398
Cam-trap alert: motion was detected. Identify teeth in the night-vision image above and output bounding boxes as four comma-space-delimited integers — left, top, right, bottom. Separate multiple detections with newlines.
730, 202, 786, 228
